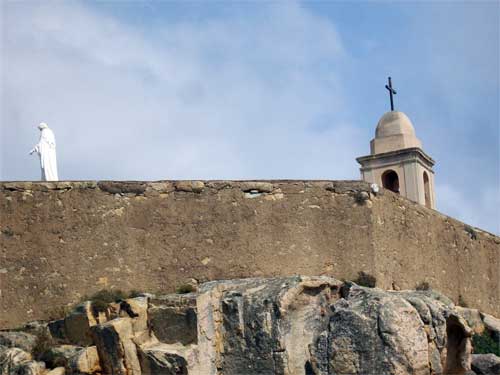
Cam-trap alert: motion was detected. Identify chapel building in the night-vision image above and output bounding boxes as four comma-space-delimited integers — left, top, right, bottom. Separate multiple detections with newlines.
356, 110, 436, 209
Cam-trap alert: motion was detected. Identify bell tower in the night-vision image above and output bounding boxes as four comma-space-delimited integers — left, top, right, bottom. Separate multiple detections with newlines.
356, 78, 436, 209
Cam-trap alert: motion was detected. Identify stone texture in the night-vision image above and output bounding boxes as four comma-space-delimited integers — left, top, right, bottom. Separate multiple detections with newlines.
9, 360, 46, 375
90, 318, 141, 375
47, 320, 67, 343
60, 302, 100, 346
97, 181, 147, 195
471, 354, 500, 375
148, 294, 197, 345
119, 297, 148, 335
330, 289, 428, 374
67, 346, 101, 374
46, 368, 65, 375
195, 277, 475, 374
0, 332, 37, 353
137, 343, 189, 375
1, 180, 498, 329
456, 306, 486, 334
174, 181, 204, 193
240, 181, 274, 193
0, 347, 32, 375
39, 345, 81, 368
196, 276, 343, 374
2, 277, 497, 374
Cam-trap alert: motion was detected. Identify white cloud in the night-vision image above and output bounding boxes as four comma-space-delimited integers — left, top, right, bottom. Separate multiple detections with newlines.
2, 1, 361, 181
436, 183, 499, 235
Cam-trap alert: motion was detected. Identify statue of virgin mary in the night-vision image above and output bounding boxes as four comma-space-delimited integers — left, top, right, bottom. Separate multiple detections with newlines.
30, 122, 59, 181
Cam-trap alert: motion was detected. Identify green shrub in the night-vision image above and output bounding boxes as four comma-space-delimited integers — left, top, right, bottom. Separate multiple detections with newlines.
464, 225, 477, 240
354, 271, 376, 288
84, 289, 127, 313
176, 284, 196, 294
1, 227, 14, 237
472, 331, 500, 356
458, 294, 469, 307
415, 281, 431, 291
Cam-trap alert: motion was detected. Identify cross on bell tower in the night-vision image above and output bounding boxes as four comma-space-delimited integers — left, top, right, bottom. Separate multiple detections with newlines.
356, 77, 436, 209
385, 76, 397, 111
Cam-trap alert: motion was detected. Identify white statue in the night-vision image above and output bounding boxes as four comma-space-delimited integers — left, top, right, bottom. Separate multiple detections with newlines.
30, 123, 59, 181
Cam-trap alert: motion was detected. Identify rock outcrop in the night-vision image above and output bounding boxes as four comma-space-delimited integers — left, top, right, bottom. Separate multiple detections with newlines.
471, 354, 500, 375
0, 276, 499, 375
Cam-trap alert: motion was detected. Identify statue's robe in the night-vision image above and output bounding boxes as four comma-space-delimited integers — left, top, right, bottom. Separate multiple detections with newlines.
33, 128, 58, 181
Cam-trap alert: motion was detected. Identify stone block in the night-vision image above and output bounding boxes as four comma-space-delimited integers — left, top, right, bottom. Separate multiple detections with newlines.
456, 306, 485, 334
137, 344, 188, 375
63, 302, 99, 346
46, 367, 65, 375
119, 297, 148, 335
97, 181, 147, 195
471, 354, 500, 375
174, 181, 205, 193
91, 318, 141, 375
0, 331, 37, 353
240, 181, 273, 193
39, 345, 82, 368
148, 295, 197, 345
48, 319, 67, 342
68, 346, 101, 374
0, 347, 32, 374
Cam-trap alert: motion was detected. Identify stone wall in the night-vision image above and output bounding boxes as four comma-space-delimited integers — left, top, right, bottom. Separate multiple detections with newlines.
0, 180, 498, 328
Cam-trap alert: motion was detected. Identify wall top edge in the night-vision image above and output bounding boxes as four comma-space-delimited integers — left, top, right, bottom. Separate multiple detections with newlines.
0, 179, 372, 195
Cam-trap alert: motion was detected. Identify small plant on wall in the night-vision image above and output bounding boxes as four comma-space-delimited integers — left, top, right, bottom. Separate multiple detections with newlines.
415, 281, 431, 291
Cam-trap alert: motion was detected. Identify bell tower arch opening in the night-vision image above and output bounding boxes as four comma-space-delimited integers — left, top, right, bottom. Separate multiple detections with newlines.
356, 88, 436, 208
381, 170, 400, 194
423, 171, 431, 208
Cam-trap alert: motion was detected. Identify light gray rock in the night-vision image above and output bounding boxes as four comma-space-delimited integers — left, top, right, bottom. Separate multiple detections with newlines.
471, 354, 500, 375
456, 306, 486, 334
0, 347, 32, 375
197, 276, 343, 374
324, 287, 429, 375
39, 345, 82, 368
10, 361, 46, 375
0, 332, 37, 353
393, 290, 473, 374
240, 181, 273, 193
137, 344, 188, 375
196, 277, 473, 374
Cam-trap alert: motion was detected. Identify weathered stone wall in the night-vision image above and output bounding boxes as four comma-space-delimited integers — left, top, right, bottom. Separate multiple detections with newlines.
0, 180, 498, 328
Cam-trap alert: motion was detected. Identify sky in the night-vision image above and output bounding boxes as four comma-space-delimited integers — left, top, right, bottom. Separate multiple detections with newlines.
1, 1, 498, 234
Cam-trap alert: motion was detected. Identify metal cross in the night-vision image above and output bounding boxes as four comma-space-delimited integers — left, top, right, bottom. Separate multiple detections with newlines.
385, 77, 397, 111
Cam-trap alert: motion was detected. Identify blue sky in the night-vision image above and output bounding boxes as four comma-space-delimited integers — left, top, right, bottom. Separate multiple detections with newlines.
1, 1, 498, 234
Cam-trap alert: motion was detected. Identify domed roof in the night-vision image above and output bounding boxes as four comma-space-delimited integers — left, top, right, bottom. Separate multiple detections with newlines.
370, 111, 422, 154
375, 111, 416, 138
